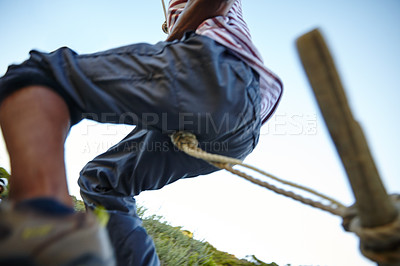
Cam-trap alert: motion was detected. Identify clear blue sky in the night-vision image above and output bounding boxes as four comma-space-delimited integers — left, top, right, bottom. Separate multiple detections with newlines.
1, 1, 399, 265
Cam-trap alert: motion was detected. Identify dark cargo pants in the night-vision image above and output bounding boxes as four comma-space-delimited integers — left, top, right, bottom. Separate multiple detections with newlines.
0, 32, 261, 265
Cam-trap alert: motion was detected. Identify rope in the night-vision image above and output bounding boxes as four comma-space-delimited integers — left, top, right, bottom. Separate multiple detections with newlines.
170, 131, 346, 217
344, 195, 400, 264
161, 0, 169, 34
171, 131, 400, 264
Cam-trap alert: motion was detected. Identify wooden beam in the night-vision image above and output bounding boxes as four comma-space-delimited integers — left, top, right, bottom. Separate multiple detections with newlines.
296, 28, 397, 228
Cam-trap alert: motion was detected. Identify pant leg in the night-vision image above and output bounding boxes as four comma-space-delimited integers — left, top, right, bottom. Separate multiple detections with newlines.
106, 212, 160, 266
79, 117, 260, 266
78, 71, 261, 265
79, 128, 216, 213
79, 128, 216, 266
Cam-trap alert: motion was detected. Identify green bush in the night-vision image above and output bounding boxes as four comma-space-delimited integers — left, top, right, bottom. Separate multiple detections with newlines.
0, 167, 10, 200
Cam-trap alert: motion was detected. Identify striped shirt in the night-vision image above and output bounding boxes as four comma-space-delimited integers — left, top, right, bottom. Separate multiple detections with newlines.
167, 0, 283, 124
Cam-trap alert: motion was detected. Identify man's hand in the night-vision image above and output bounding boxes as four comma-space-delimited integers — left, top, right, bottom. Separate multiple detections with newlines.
166, 0, 236, 42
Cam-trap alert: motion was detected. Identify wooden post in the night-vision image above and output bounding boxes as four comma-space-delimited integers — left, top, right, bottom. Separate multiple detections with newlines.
296, 28, 398, 228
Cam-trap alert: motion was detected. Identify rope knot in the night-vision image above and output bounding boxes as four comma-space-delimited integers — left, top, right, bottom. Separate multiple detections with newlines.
170, 131, 199, 151
162, 21, 169, 34
343, 194, 400, 264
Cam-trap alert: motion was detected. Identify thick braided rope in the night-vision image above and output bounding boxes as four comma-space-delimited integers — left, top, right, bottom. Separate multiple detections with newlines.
171, 131, 346, 217
347, 194, 400, 264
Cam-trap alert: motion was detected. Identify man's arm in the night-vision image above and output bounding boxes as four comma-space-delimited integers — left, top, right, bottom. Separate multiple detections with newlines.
166, 0, 235, 42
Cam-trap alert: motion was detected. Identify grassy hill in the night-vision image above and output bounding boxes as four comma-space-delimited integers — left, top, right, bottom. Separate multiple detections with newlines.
138, 205, 277, 266
72, 195, 277, 265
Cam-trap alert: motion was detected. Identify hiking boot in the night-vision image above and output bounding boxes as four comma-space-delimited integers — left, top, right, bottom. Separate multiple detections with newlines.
0, 200, 115, 266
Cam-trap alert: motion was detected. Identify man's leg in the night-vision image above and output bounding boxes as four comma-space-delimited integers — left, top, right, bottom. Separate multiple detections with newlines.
0, 86, 115, 265
0, 86, 71, 206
